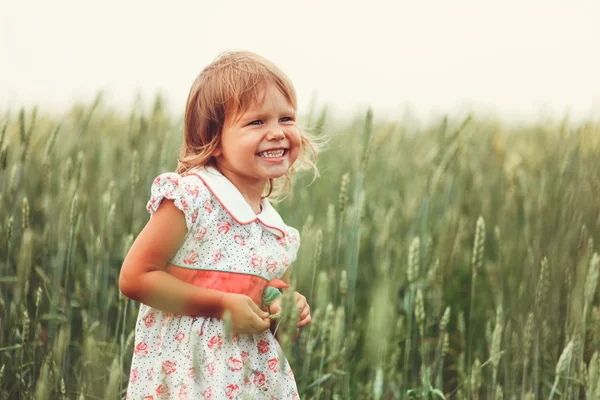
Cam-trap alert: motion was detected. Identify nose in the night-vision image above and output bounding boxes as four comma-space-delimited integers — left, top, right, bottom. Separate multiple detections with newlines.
267, 130, 285, 141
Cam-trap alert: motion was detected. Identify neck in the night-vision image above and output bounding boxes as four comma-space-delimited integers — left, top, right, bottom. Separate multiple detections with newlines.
214, 166, 266, 214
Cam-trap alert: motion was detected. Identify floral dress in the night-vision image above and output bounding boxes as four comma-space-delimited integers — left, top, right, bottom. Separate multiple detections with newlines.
126, 166, 301, 400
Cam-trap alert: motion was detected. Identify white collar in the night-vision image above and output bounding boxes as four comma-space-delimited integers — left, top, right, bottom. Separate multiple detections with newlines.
190, 166, 287, 238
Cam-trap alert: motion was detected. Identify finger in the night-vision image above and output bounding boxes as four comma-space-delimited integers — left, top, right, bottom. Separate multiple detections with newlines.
298, 305, 310, 319
249, 301, 269, 318
297, 314, 311, 327
253, 315, 271, 332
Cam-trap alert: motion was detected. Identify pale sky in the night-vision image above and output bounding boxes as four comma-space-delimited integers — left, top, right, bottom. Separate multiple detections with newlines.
1, 0, 599, 122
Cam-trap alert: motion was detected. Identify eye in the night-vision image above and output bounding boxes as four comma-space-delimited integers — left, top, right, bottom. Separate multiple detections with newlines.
280, 116, 294, 123
248, 120, 263, 126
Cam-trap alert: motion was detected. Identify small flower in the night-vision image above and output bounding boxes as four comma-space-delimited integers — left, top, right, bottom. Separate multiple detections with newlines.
130, 368, 140, 384
208, 335, 222, 349
234, 235, 246, 246
162, 360, 176, 375
203, 387, 213, 400
225, 384, 240, 399
217, 221, 231, 235
166, 176, 180, 186
194, 226, 207, 241
228, 357, 242, 372
253, 372, 266, 388
186, 185, 200, 198
251, 253, 263, 269
241, 351, 250, 365
184, 250, 200, 265
207, 362, 216, 377
204, 200, 214, 213
143, 313, 156, 328
257, 339, 270, 354
175, 332, 185, 342
178, 385, 189, 400
155, 384, 171, 399
265, 257, 277, 272
134, 342, 148, 356
213, 249, 223, 264
180, 199, 188, 211
268, 357, 278, 373
153, 176, 161, 185
191, 209, 198, 223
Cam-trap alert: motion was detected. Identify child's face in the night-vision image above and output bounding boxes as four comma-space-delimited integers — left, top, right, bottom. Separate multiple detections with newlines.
213, 83, 301, 189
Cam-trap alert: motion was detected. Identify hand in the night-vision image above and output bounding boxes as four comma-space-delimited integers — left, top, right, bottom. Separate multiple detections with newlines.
221, 293, 271, 334
269, 291, 311, 328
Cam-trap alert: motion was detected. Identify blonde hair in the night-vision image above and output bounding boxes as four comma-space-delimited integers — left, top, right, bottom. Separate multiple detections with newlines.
177, 50, 318, 199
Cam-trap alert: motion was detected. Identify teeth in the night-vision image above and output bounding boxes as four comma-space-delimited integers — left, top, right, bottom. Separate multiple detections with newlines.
258, 150, 285, 158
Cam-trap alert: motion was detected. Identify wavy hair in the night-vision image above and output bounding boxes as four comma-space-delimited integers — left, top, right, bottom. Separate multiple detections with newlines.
177, 51, 318, 199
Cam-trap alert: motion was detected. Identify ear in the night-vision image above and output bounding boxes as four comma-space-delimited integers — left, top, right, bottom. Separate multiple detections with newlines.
212, 147, 222, 157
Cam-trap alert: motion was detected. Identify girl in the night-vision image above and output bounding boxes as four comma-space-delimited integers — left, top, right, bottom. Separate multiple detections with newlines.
119, 51, 317, 400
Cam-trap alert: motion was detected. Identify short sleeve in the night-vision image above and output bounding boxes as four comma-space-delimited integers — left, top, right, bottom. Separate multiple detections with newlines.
146, 173, 207, 231
285, 227, 301, 264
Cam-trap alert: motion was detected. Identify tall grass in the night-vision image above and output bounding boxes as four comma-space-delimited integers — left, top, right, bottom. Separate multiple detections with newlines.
1, 96, 600, 399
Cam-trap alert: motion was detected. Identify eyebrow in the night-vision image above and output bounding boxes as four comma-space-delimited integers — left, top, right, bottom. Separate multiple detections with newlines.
239, 108, 295, 123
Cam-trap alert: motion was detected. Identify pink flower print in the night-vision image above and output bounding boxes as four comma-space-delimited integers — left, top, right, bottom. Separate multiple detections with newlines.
208, 335, 222, 349
166, 176, 180, 186
203, 387, 213, 400
288, 232, 298, 245
212, 249, 223, 264
241, 351, 249, 365
183, 249, 200, 265
217, 221, 231, 235
165, 191, 173, 198
265, 257, 278, 272
175, 332, 185, 342
148, 367, 155, 379
276, 235, 287, 247
253, 371, 266, 388
178, 384, 189, 400
155, 336, 163, 350
186, 184, 200, 198
207, 361, 216, 377
268, 357, 278, 373
162, 360, 176, 375
257, 339, 270, 354
234, 235, 246, 246
194, 226, 207, 241
153, 176, 161, 185
228, 357, 243, 372
251, 253, 263, 270
282, 253, 290, 267
134, 341, 148, 356
180, 198, 189, 211
289, 369, 295, 381
204, 199, 214, 213
130, 368, 140, 384
143, 396, 154, 400
244, 375, 251, 388
225, 384, 240, 399
155, 384, 171, 399
162, 313, 173, 327
187, 367, 196, 379
232, 331, 239, 344
292, 393, 300, 400
191, 209, 198, 223
143, 312, 156, 328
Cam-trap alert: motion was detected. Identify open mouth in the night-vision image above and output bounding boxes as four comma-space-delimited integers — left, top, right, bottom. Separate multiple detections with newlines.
257, 149, 286, 158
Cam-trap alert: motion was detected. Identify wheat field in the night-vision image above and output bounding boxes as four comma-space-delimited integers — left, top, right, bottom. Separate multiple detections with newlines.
1, 96, 600, 399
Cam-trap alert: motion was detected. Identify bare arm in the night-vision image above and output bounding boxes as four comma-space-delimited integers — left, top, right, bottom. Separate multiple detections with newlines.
119, 200, 225, 317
